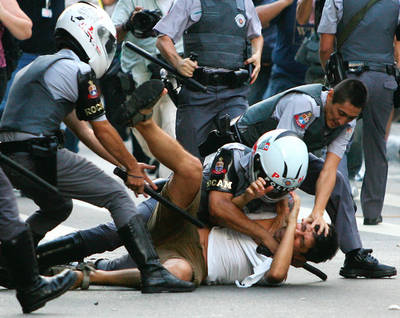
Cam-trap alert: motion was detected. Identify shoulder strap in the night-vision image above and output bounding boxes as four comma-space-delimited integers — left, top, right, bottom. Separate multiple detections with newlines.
337, 0, 381, 49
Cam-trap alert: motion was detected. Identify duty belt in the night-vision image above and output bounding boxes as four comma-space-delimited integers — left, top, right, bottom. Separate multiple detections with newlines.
346, 61, 395, 76
0, 136, 61, 154
192, 67, 249, 87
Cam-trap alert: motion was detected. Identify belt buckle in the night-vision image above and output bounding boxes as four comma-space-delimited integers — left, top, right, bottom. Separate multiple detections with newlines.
347, 62, 365, 75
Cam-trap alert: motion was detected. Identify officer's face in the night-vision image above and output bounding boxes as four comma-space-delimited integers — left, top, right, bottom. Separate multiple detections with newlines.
325, 92, 361, 129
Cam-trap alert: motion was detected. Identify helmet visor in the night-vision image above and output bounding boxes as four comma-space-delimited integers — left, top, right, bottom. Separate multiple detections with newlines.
97, 26, 117, 61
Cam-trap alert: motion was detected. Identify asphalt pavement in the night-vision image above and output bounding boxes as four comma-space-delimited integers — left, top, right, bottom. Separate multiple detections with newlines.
1, 125, 400, 318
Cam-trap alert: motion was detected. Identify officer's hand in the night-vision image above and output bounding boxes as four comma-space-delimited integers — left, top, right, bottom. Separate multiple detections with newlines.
126, 163, 157, 196
243, 177, 272, 202
304, 212, 329, 237
177, 58, 198, 77
245, 53, 261, 84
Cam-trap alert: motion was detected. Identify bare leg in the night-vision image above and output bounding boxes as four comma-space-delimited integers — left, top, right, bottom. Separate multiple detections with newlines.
134, 119, 203, 209
71, 258, 193, 289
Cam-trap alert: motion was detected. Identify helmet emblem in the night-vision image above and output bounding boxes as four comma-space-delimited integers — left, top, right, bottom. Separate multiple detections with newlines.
283, 179, 293, 186
263, 142, 270, 151
271, 172, 280, 178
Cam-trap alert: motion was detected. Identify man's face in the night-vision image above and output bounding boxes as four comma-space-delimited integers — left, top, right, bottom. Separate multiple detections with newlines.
274, 221, 316, 254
325, 90, 361, 129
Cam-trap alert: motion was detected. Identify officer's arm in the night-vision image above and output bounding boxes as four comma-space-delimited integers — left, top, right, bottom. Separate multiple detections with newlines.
246, 35, 263, 84
209, 190, 279, 253
319, 33, 335, 70
64, 110, 120, 166
156, 35, 197, 77
306, 151, 341, 235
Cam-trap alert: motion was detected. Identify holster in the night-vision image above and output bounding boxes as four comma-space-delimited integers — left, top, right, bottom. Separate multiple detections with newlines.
31, 138, 58, 187
0, 136, 59, 186
325, 51, 347, 87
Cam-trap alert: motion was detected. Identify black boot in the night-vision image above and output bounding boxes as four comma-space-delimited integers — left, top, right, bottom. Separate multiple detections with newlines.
0, 246, 14, 289
36, 232, 87, 273
118, 215, 195, 293
2, 228, 77, 313
339, 248, 397, 278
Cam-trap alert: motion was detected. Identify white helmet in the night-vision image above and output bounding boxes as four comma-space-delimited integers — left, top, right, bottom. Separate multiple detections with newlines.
55, 1, 117, 78
249, 129, 309, 203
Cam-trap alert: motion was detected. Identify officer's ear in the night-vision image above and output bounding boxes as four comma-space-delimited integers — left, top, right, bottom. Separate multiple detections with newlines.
327, 89, 334, 99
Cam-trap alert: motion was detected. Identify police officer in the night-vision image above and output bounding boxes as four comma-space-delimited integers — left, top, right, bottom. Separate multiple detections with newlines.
318, 0, 399, 226
0, 2, 194, 293
0, 166, 76, 313
200, 79, 397, 278
154, 0, 263, 159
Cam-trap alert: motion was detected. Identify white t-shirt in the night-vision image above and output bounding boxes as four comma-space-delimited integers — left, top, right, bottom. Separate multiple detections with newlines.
206, 212, 278, 288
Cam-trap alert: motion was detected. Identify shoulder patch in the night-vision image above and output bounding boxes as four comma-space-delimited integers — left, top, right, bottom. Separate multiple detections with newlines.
294, 111, 313, 129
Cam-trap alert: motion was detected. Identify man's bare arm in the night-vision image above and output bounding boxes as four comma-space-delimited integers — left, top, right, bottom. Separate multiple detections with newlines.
256, 0, 293, 28
265, 193, 299, 283
0, 0, 32, 40
296, 0, 313, 25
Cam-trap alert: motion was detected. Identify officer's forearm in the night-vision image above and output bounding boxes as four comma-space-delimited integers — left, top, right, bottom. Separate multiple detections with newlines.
312, 165, 336, 217
209, 192, 279, 253
64, 112, 120, 166
319, 33, 335, 70
251, 35, 263, 59
156, 35, 182, 70
91, 120, 138, 171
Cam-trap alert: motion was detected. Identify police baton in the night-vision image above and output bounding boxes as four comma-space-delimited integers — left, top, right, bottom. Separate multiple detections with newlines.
124, 41, 208, 93
0, 152, 60, 195
256, 244, 328, 281
113, 167, 206, 228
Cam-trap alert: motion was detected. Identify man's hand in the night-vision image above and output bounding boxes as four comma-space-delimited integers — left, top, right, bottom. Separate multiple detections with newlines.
287, 192, 300, 224
177, 58, 198, 77
124, 6, 143, 33
304, 212, 329, 236
126, 163, 156, 196
268, 197, 289, 234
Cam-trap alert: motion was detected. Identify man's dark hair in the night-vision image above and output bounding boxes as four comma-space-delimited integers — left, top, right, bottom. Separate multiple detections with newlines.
302, 224, 339, 263
332, 78, 368, 110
